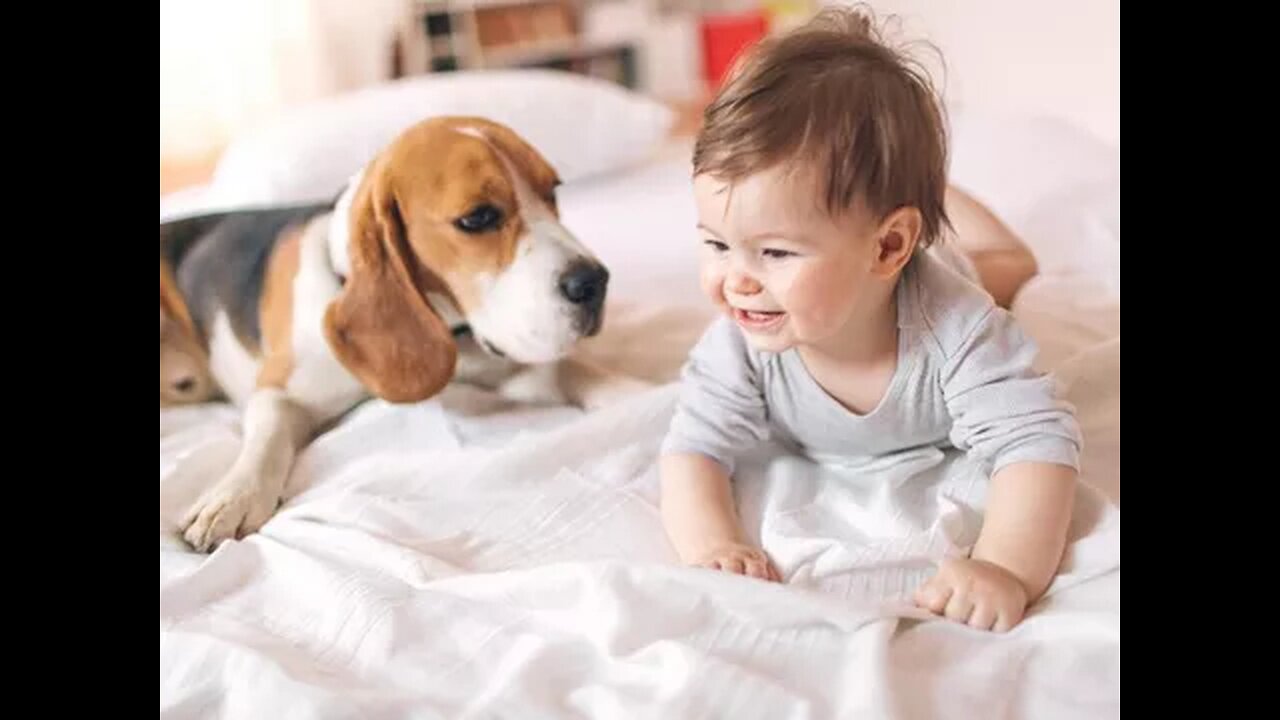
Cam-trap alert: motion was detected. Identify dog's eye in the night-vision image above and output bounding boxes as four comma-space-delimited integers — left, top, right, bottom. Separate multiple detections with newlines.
455, 205, 502, 233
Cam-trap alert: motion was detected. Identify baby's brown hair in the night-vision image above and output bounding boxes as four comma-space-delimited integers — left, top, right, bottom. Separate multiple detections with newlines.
693, 6, 951, 247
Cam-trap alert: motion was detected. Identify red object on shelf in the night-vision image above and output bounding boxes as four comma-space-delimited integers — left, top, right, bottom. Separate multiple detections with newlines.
700, 11, 769, 89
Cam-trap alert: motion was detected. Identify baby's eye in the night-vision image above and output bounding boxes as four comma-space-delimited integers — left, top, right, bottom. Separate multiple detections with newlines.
704, 239, 729, 253
762, 248, 796, 259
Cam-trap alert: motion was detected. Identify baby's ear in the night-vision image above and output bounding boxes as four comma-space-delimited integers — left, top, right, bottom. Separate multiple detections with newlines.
872, 207, 922, 277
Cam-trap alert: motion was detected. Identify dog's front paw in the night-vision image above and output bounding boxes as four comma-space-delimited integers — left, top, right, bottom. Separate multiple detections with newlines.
180, 474, 281, 552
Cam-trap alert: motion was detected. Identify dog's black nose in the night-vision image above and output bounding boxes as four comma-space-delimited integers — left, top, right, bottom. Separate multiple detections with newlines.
558, 263, 609, 306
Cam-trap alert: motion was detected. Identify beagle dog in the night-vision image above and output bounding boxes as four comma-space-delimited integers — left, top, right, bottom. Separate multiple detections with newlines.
161, 116, 645, 552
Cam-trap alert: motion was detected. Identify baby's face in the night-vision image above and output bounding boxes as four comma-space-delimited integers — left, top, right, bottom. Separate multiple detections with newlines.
693, 166, 882, 353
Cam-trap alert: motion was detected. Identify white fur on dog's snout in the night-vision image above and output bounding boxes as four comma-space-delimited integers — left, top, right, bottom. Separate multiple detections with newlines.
460, 127, 605, 364
467, 218, 599, 364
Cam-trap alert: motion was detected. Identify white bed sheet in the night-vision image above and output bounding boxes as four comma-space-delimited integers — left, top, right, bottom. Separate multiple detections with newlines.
161, 118, 1120, 719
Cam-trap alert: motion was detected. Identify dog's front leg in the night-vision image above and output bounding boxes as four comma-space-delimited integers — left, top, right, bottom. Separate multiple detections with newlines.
181, 388, 313, 552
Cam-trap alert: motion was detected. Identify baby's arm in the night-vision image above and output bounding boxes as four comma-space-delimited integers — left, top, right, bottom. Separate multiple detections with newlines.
974, 461, 1076, 600
915, 461, 1076, 631
659, 318, 779, 581
918, 305, 1083, 631
660, 453, 780, 581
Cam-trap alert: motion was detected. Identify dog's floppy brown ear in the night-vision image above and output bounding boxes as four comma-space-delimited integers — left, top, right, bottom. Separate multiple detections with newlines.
323, 171, 457, 403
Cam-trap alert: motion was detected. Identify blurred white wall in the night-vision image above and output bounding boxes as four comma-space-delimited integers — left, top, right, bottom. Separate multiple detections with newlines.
160, 0, 405, 161
823, 0, 1120, 147
646, 1, 1119, 147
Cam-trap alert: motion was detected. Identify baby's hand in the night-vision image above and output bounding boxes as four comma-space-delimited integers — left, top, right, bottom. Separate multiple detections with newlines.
913, 557, 1029, 632
691, 542, 782, 582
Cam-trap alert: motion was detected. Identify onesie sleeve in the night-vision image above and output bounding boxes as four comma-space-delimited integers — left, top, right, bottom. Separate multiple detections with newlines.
941, 306, 1083, 475
660, 316, 770, 475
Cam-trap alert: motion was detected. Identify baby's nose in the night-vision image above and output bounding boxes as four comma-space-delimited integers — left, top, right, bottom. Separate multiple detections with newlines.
726, 271, 763, 295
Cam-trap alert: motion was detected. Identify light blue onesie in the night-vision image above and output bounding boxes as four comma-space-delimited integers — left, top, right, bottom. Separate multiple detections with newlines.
660, 246, 1082, 476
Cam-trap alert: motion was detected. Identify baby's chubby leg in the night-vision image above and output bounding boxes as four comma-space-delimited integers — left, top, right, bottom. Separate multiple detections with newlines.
660, 453, 782, 582
943, 185, 1039, 309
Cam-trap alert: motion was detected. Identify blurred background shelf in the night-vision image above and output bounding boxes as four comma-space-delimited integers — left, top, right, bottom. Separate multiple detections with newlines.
402, 0, 643, 88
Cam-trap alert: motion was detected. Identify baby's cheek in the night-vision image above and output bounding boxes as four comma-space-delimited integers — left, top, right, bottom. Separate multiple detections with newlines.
699, 265, 728, 310
784, 272, 845, 330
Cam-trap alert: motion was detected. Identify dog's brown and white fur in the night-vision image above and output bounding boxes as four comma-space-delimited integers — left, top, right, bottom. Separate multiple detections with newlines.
160, 117, 647, 551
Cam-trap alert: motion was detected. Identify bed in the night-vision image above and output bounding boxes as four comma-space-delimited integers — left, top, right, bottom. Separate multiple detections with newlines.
160, 72, 1119, 719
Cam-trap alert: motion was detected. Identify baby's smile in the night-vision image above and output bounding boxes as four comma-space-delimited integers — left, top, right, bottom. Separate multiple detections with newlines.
732, 306, 787, 333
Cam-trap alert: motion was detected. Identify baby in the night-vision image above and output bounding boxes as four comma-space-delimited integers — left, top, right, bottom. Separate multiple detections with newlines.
659, 8, 1082, 633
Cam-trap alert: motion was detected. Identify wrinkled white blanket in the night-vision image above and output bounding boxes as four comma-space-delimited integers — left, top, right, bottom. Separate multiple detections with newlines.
161, 277, 1119, 719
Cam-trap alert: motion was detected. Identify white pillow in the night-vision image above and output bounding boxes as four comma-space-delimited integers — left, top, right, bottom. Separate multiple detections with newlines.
947, 111, 1119, 241
946, 110, 1120, 287
202, 69, 676, 208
